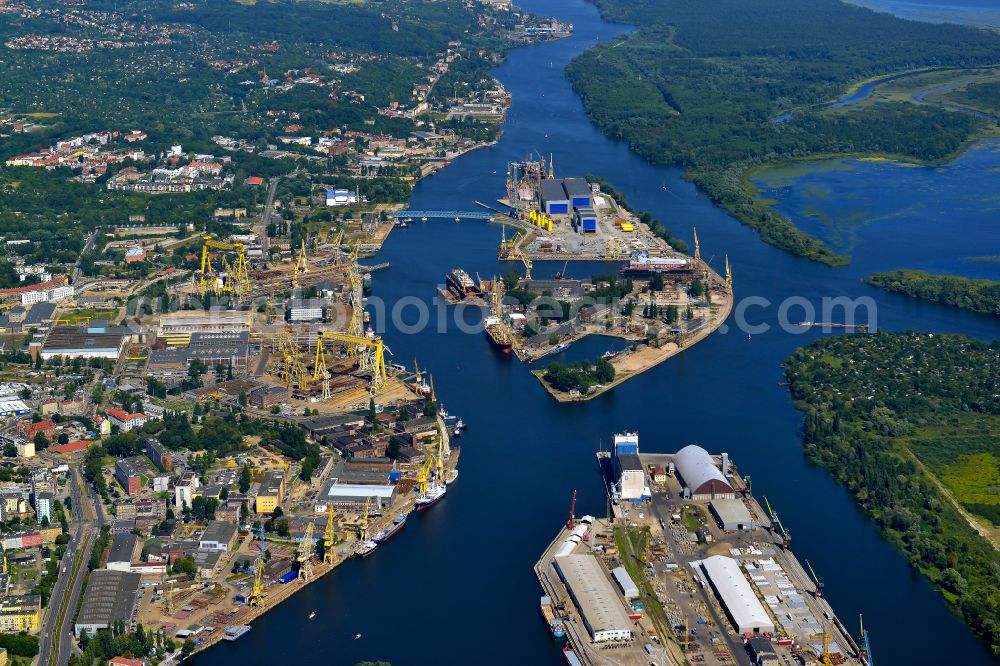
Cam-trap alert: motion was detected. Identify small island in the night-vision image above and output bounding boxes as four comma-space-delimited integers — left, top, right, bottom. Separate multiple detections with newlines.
866, 269, 1000, 316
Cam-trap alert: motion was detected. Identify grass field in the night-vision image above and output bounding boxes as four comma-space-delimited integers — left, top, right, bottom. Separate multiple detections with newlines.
905, 414, 1000, 526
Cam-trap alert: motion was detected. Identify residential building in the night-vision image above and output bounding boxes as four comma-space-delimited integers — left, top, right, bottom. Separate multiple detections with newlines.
107, 409, 147, 433
115, 458, 142, 496
0, 595, 41, 633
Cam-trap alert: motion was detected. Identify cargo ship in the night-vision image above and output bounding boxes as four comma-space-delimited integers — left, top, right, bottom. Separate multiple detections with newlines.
447, 268, 478, 297
620, 253, 693, 277
415, 484, 446, 510
224, 625, 251, 641
562, 646, 582, 666
485, 315, 513, 354
357, 540, 378, 558
540, 596, 566, 638
373, 514, 407, 543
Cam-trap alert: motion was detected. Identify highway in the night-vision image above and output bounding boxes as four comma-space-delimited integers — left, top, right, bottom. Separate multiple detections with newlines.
37, 465, 105, 666
257, 177, 280, 257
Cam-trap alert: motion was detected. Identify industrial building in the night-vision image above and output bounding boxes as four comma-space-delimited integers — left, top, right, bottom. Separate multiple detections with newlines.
611, 566, 639, 600
700, 555, 775, 636
39, 325, 129, 361
747, 637, 780, 665
710, 498, 754, 531
320, 483, 396, 511
286, 299, 327, 323
199, 520, 238, 552
553, 554, 633, 643
74, 570, 141, 636
613, 432, 648, 502
157, 311, 252, 345
147, 332, 250, 379
539, 178, 570, 215
255, 470, 286, 514
562, 177, 592, 208
674, 445, 735, 500
0, 595, 41, 633
107, 533, 139, 571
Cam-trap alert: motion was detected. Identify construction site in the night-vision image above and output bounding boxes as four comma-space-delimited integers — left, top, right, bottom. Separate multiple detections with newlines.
535, 433, 873, 666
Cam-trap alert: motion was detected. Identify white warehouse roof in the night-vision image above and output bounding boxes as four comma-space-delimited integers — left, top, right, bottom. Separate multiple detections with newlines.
674, 444, 733, 497
555, 554, 633, 642
326, 483, 395, 500
700, 555, 775, 636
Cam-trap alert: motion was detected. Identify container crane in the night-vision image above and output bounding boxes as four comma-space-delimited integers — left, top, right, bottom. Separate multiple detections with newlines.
763, 496, 790, 549
805, 559, 825, 597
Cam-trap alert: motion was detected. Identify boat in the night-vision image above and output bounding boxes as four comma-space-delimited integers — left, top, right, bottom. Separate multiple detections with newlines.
446, 468, 459, 485
223, 625, 251, 641
355, 633, 362, 640
552, 343, 568, 353
416, 484, 446, 510
541, 597, 566, 638
562, 646, 582, 666
485, 315, 513, 354
308, 612, 316, 619
374, 514, 407, 543
357, 540, 378, 558
447, 268, 478, 296
455, 417, 466, 430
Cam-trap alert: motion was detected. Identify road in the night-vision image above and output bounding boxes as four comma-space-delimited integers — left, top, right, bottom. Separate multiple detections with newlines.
37, 465, 105, 666
257, 177, 280, 257
71, 230, 100, 284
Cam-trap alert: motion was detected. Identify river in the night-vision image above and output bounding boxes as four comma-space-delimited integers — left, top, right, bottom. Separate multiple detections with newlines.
190, 1, 1000, 664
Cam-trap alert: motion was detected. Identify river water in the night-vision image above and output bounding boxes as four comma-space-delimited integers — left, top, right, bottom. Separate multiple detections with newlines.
191, 1, 1000, 664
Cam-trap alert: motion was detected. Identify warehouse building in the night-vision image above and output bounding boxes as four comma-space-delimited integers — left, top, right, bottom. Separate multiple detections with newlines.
700, 555, 774, 636
106, 533, 139, 571
320, 483, 396, 511
710, 498, 754, 531
674, 445, 735, 500
75, 570, 141, 636
562, 177, 592, 208
575, 206, 597, 233
199, 520, 238, 552
615, 452, 646, 502
147, 332, 249, 380
554, 554, 633, 643
539, 179, 570, 215
611, 566, 639, 600
747, 637, 780, 665
286, 299, 327, 323
157, 311, 252, 345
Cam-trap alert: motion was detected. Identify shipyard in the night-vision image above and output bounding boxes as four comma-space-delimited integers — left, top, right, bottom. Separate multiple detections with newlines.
535, 433, 872, 666
439, 158, 734, 400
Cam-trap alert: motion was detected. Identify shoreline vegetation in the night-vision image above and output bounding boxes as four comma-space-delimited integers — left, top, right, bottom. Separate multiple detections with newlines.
866, 269, 1000, 316
565, 0, 1000, 265
785, 333, 1000, 654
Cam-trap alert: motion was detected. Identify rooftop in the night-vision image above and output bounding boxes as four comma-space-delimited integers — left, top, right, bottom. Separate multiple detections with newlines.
75, 570, 141, 630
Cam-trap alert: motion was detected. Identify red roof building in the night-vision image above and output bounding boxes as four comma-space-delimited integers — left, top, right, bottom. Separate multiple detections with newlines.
49, 440, 91, 456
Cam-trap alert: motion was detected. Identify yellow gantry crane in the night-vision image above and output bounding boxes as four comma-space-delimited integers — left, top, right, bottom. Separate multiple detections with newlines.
322, 504, 337, 565
500, 230, 533, 280
693, 226, 701, 262
313, 338, 332, 400
318, 330, 388, 395
725, 254, 733, 292
417, 454, 435, 496
199, 234, 250, 297
814, 625, 834, 666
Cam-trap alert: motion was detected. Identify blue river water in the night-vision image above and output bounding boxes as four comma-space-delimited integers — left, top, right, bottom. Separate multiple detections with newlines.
191, 1, 1000, 664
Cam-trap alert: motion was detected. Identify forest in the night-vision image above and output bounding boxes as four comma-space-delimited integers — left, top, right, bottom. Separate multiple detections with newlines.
565, 0, 1000, 264
866, 269, 1000, 316
785, 332, 1000, 652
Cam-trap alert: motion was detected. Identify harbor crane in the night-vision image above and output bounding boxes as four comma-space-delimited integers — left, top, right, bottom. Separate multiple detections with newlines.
247, 557, 265, 608
417, 455, 435, 496
358, 497, 372, 542
763, 496, 790, 549
567, 489, 577, 529
725, 254, 733, 292
814, 625, 834, 666
693, 226, 701, 262
860, 615, 874, 666
805, 559, 825, 597
313, 337, 332, 400
296, 521, 317, 580
322, 504, 337, 565
292, 238, 309, 288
